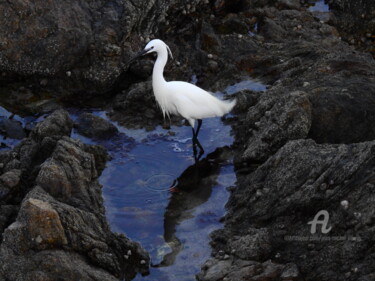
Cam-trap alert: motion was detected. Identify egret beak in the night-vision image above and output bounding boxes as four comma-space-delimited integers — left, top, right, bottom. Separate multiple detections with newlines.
128, 47, 153, 64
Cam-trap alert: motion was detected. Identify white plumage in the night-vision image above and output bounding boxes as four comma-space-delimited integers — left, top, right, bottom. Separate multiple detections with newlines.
142, 39, 236, 127
136, 39, 236, 156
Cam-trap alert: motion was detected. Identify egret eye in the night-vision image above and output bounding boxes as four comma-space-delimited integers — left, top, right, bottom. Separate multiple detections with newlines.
151, 46, 154, 49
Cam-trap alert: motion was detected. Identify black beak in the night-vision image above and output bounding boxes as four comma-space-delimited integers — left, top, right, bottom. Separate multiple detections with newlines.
128, 48, 152, 64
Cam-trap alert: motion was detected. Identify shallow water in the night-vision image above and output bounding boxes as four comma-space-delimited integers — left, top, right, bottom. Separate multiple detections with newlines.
71, 96, 236, 281
0, 79, 265, 280
308, 0, 329, 12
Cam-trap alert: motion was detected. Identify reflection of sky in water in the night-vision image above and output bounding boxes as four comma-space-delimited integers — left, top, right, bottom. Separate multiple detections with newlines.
1, 79, 266, 281
0, 106, 45, 151
308, 0, 329, 12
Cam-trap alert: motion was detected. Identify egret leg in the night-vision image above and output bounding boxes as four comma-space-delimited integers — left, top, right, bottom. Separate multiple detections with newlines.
192, 127, 204, 160
195, 119, 203, 138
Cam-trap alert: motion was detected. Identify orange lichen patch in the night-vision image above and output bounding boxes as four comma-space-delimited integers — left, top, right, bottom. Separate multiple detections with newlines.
22, 198, 67, 248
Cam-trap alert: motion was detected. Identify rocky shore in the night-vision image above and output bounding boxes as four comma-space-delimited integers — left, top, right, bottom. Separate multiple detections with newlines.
0, 0, 374, 280
0, 110, 149, 280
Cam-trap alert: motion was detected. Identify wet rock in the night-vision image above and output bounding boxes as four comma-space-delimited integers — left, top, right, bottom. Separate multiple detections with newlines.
0, 118, 26, 139
0, 110, 150, 280
213, 139, 375, 281
228, 228, 272, 260
75, 113, 118, 139
235, 90, 311, 164
280, 263, 300, 281
110, 81, 181, 130
30, 109, 73, 142
0, 169, 22, 201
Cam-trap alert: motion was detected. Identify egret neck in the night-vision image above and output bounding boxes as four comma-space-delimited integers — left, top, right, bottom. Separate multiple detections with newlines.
152, 48, 170, 119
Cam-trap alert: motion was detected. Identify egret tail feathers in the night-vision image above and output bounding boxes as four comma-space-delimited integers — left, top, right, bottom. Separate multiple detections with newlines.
224, 98, 236, 113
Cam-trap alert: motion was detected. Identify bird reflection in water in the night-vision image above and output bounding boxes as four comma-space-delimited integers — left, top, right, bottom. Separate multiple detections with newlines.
153, 146, 231, 267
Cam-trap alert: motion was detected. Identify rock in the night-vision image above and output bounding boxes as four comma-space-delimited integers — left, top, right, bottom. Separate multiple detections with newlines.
30, 109, 73, 142
0, 205, 18, 238
17, 197, 68, 250
280, 263, 300, 280
0, 0, 208, 95
277, 0, 300, 10
228, 229, 272, 260
0, 118, 26, 139
200, 21, 221, 53
0, 169, 21, 201
36, 137, 103, 212
109, 81, 180, 130
330, 0, 375, 55
214, 14, 249, 34
235, 90, 311, 164
0, 110, 150, 280
75, 113, 118, 139
211, 139, 375, 281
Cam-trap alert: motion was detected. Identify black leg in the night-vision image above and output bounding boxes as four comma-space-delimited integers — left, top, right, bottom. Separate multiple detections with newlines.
192, 127, 204, 161
196, 119, 203, 138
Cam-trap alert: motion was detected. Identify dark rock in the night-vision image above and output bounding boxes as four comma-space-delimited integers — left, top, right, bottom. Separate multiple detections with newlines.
109, 81, 181, 130
330, 0, 375, 56
214, 14, 250, 34
75, 113, 118, 139
200, 22, 221, 53
30, 109, 73, 142
0, 0, 209, 95
0, 169, 21, 201
234, 90, 311, 164
206, 139, 375, 281
0, 118, 26, 139
0, 205, 18, 240
280, 263, 300, 281
0, 110, 150, 280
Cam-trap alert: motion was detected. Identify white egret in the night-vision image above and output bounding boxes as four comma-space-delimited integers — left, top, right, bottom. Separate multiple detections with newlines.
131, 39, 236, 157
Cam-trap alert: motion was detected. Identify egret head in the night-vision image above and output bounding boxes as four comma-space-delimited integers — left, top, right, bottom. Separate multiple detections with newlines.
143, 39, 172, 57
130, 39, 173, 63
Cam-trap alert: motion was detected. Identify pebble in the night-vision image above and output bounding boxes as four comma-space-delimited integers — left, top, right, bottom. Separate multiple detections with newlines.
140, 260, 146, 265
340, 200, 349, 210
66, 71, 72, 77
320, 183, 327, 191
207, 53, 213, 59
223, 254, 230, 260
127, 250, 132, 256
35, 235, 42, 244
124, 255, 129, 259
238, 34, 243, 39
303, 81, 310, 87
354, 212, 361, 219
